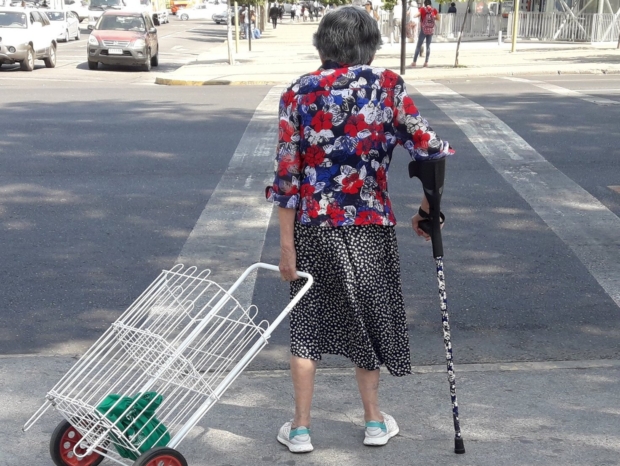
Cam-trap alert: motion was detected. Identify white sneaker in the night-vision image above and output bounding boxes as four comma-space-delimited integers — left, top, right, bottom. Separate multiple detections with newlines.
363, 412, 399, 446
277, 421, 314, 453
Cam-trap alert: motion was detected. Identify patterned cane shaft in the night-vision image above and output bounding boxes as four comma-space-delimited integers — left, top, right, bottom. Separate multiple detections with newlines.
435, 257, 462, 439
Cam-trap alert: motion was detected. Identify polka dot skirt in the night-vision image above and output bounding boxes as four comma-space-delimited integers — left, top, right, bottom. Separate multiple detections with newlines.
289, 222, 412, 377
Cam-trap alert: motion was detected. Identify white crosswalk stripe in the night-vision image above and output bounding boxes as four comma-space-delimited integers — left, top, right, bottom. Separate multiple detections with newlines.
501, 77, 620, 106
176, 86, 282, 306
413, 81, 620, 309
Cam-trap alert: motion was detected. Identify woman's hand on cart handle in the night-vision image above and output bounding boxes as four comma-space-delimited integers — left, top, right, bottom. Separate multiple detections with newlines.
279, 246, 300, 281
278, 207, 300, 281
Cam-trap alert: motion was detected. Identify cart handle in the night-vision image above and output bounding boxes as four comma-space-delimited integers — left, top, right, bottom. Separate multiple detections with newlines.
167, 263, 313, 449
225, 262, 313, 340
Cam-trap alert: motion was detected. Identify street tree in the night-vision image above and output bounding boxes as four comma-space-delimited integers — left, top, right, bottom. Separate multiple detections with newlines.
454, 0, 473, 67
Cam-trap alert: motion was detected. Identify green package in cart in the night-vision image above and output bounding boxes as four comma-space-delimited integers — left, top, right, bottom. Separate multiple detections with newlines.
96, 391, 171, 460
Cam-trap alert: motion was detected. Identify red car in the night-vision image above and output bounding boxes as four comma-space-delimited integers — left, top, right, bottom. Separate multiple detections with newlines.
87, 10, 159, 71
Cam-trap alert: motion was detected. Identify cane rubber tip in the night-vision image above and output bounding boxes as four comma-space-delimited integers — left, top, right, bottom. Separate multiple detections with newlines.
454, 437, 465, 454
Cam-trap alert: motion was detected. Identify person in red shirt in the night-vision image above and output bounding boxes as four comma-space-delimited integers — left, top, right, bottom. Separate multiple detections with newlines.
411, 0, 438, 67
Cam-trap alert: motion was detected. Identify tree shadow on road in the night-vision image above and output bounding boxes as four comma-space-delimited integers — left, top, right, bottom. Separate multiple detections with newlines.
533, 52, 620, 64
0, 89, 271, 356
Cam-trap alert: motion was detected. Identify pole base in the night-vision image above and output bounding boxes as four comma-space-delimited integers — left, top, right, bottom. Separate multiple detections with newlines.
455, 437, 465, 454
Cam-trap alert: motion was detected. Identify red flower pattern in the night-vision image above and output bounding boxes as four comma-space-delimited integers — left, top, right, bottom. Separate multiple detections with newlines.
300, 183, 315, 199
307, 199, 320, 218
340, 172, 365, 194
413, 129, 431, 149
376, 167, 387, 191
279, 120, 294, 143
301, 93, 317, 106
266, 64, 453, 227
305, 146, 325, 167
344, 114, 368, 138
327, 203, 346, 224
356, 137, 373, 156
355, 210, 384, 225
311, 110, 333, 131
281, 89, 296, 107
402, 96, 418, 115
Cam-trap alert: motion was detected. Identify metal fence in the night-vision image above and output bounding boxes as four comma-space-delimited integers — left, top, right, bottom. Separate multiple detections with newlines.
436, 13, 503, 38
378, 11, 504, 41
507, 12, 620, 42
379, 10, 620, 43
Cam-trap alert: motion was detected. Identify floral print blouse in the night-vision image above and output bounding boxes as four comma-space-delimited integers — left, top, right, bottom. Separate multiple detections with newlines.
265, 61, 454, 227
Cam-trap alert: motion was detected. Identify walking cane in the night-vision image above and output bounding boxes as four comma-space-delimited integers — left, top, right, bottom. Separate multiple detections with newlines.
409, 158, 465, 455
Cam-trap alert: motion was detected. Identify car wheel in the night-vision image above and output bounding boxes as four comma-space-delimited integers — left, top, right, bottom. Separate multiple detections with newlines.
142, 49, 152, 71
63, 29, 69, 42
87, 60, 98, 70
75, 28, 81, 40
20, 45, 34, 71
180, 13, 189, 20
150, 49, 159, 67
44, 44, 57, 68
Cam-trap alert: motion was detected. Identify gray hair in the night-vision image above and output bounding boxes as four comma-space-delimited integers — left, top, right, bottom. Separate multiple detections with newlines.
313, 6, 382, 66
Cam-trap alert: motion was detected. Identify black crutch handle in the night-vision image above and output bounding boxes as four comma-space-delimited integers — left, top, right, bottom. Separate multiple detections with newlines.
408, 158, 446, 258
417, 207, 446, 237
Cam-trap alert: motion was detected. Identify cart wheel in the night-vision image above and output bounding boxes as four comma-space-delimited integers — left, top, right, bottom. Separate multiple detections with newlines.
132, 447, 188, 466
50, 420, 104, 466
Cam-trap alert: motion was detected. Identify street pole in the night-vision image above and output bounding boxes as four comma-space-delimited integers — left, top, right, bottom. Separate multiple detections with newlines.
511, 0, 520, 52
227, 5, 235, 65
400, 0, 407, 74
234, 1, 239, 53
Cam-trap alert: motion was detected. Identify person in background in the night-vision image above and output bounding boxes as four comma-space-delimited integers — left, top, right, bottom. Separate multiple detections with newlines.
364, 0, 379, 23
406, 0, 419, 43
240, 6, 249, 38
411, 0, 437, 67
270, 2, 280, 28
290, 2, 296, 21
447, 2, 457, 13
267, 4, 454, 455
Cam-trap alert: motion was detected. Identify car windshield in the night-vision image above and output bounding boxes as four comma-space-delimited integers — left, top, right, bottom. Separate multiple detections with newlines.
90, 0, 122, 10
97, 14, 145, 31
46, 11, 65, 21
0, 11, 27, 28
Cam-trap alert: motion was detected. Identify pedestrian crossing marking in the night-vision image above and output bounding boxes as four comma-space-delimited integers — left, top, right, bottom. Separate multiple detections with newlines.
414, 80, 620, 310
501, 77, 620, 106
176, 86, 282, 307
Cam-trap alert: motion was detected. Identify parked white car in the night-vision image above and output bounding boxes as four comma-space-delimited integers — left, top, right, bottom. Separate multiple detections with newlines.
0, 8, 57, 71
46, 10, 80, 41
64, 0, 89, 22
177, 4, 217, 20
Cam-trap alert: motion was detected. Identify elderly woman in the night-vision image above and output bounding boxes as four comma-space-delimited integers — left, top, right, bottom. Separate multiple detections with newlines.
266, 5, 454, 453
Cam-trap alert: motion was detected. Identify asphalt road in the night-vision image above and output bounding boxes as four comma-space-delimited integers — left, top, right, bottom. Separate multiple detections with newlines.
1, 34, 619, 375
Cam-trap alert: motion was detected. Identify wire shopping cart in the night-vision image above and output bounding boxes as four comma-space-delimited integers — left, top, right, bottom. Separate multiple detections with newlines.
23, 263, 313, 466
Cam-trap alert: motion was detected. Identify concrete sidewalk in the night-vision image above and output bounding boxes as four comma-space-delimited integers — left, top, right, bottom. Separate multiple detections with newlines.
5, 356, 620, 465
155, 21, 620, 85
